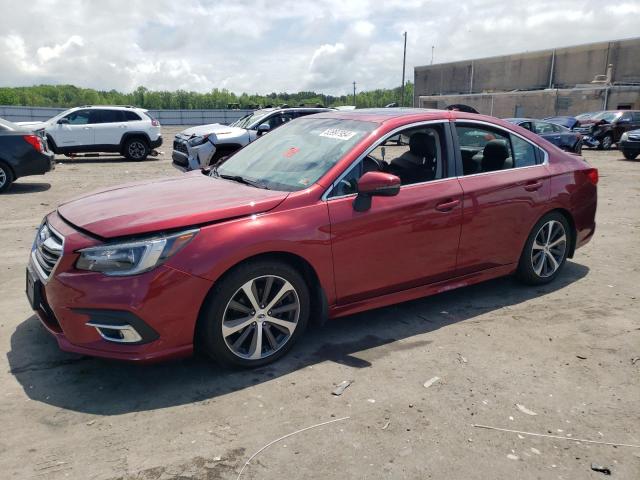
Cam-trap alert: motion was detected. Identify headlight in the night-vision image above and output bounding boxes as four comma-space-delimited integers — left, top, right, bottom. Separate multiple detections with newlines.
620, 132, 629, 142
76, 229, 198, 276
188, 135, 211, 146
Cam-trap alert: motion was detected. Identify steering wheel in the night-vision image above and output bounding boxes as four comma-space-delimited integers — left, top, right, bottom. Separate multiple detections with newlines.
363, 155, 387, 173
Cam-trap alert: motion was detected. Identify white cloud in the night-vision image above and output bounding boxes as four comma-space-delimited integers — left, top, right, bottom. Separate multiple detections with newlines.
0, 0, 638, 96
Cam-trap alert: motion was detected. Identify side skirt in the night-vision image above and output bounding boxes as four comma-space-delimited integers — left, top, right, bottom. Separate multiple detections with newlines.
328, 263, 517, 319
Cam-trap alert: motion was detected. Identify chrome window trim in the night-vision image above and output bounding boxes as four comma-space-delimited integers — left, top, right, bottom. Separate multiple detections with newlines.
322, 119, 449, 201
322, 118, 550, 201
453, 119, 550, 173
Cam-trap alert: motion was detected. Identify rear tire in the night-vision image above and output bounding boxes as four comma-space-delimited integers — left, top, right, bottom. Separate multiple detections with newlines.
197, 260, 310, 367
123, 137, 150, 161
622, 150, 638, 160
516, 212, 571, 285
574, 140, 582, 154
0, 161, 14, 193
598, 134, 613, 150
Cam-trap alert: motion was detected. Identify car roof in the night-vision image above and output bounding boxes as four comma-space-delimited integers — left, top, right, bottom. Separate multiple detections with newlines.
310, 107, 450, 123
253, 107, 332, 114
66, 105, 148, 112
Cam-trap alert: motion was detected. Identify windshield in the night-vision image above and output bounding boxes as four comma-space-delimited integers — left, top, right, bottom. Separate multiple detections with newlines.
230, 111, 270, 129
593, 111, 621, 122
215, 118, 376, 191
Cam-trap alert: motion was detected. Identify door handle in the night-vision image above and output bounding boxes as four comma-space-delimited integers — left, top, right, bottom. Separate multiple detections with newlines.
435, 198, 460, 212
524, 180, 543, 191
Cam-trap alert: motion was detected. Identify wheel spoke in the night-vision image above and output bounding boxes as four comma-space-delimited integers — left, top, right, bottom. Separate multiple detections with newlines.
270, 303, 298, 315
546, 221, 555, 244
261, 276, 274, 306
532, 239, 545, 250
222, 316, 254, 337
232, 324, 254, 349
548, 234, 566, 248
265, 281, 294, 311
240, 280, 260, 311
248, 324, 263, 359
546, 251, 560, 273
533, 251, 545, 275
263, 324, 278, 350
266, 315, 296, 334
228, 300, 251, 314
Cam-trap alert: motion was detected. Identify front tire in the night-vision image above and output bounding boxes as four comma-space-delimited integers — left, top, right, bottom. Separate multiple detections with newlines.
0, 161, 14, 193
123, 137, 150, 161
197, 260, 310, 367
622, 150, 638, 160
517, 212, 571, 285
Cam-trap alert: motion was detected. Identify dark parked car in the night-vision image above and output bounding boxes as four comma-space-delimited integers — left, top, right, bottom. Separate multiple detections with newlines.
27, 109, 597, 367
0, 118, 55, 193
574, 110, 640, 150
544, 116, 580, 129
619, 129, 640, 160
505, 118, 583, 153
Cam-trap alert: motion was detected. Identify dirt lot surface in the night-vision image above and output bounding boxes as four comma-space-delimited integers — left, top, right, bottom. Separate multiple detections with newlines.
1, 126, 639, 479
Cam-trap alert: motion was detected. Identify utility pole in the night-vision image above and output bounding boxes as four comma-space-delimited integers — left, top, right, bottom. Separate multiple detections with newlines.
353, 81, 356, 106
401, 31, 407, 107
431, 45, 434, 65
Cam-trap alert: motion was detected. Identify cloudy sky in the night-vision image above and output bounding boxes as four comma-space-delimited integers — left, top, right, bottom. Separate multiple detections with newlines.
1, 0, 638, 95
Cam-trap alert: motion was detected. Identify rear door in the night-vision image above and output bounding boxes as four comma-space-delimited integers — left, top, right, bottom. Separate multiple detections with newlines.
453, 121, 551, 275
92, 109, 126, 145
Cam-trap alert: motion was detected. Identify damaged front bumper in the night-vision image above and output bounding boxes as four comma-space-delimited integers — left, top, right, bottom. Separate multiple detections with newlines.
172, 134, 215, 172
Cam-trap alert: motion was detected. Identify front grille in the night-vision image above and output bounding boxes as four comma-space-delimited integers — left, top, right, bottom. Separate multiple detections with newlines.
173, 139, 188, 154
32, 223, 64, 280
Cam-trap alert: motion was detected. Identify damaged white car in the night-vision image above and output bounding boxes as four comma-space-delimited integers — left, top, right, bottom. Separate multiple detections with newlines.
172, 106, 331, 171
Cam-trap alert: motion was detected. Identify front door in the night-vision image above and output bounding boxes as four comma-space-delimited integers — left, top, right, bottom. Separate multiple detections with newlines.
326, 121, 463, 304
53, 109, 94, 147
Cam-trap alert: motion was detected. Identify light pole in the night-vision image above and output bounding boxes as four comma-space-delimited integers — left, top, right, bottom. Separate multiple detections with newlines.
353, 81, 356, 107
401, 31, 407, 107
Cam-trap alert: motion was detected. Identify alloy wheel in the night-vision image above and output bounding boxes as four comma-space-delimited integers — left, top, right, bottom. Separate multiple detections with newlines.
0, 166, 6, 189
601, 135, 612, 150
530, 220, 567, 278
128, 141, 146, 159
221, 275, 300, 360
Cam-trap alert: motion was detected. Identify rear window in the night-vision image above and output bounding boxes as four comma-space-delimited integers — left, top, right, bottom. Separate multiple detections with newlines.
124, 111, 142, 121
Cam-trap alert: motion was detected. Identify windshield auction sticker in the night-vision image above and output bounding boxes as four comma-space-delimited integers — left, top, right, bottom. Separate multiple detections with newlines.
319, 128, 357, 141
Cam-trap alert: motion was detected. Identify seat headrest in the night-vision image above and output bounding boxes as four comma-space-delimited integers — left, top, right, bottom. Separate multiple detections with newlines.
481, 139, 509, 172
409, 132, 436, 159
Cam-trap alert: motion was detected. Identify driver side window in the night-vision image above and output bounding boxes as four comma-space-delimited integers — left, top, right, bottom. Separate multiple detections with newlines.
328, 123, 447, 198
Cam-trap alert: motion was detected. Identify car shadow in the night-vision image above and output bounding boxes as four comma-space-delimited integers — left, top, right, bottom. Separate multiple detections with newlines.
55, 155, 161, 164
5, 182, 51, 194
7, 262, 589, 416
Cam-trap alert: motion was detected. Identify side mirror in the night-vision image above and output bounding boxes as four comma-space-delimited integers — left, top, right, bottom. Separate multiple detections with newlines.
257, 123, 270, 135
57, 118, 69, 125
353, 171, 401, 212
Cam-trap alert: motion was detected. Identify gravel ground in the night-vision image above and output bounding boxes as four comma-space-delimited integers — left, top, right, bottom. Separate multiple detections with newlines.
1, 126, 639, 479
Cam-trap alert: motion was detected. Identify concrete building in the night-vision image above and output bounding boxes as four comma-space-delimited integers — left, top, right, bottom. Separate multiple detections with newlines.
414, 37, 640, 118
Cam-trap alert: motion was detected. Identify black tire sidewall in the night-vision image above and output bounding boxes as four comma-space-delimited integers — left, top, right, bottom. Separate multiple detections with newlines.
123, 138, 149, 161
601, 134, 613, 150
517, 212, 571, 285
622, 151, 638, 160
0, 162, 14, 193
198, 260, 310, 367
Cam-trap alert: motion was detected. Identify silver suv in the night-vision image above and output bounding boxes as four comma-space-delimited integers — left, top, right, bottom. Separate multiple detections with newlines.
172, 106, 331, 171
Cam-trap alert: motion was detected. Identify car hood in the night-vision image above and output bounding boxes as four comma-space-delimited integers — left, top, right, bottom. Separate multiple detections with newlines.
180, 123, 248, 137
57, 172, 289, 239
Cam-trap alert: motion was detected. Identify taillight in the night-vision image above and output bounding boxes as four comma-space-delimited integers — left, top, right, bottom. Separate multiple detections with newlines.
23, 134, 44, 153
151, 119, 160, 127
586, 168, 598, 185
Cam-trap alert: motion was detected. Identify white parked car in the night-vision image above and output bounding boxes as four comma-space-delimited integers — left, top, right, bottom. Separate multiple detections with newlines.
172, 106, 331, 171
17, 106, 162, 161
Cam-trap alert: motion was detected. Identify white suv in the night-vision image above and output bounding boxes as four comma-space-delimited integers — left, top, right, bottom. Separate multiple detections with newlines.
18, 106, 162, 161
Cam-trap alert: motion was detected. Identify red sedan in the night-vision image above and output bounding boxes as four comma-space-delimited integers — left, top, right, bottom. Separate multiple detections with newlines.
26, 109, 598, 366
